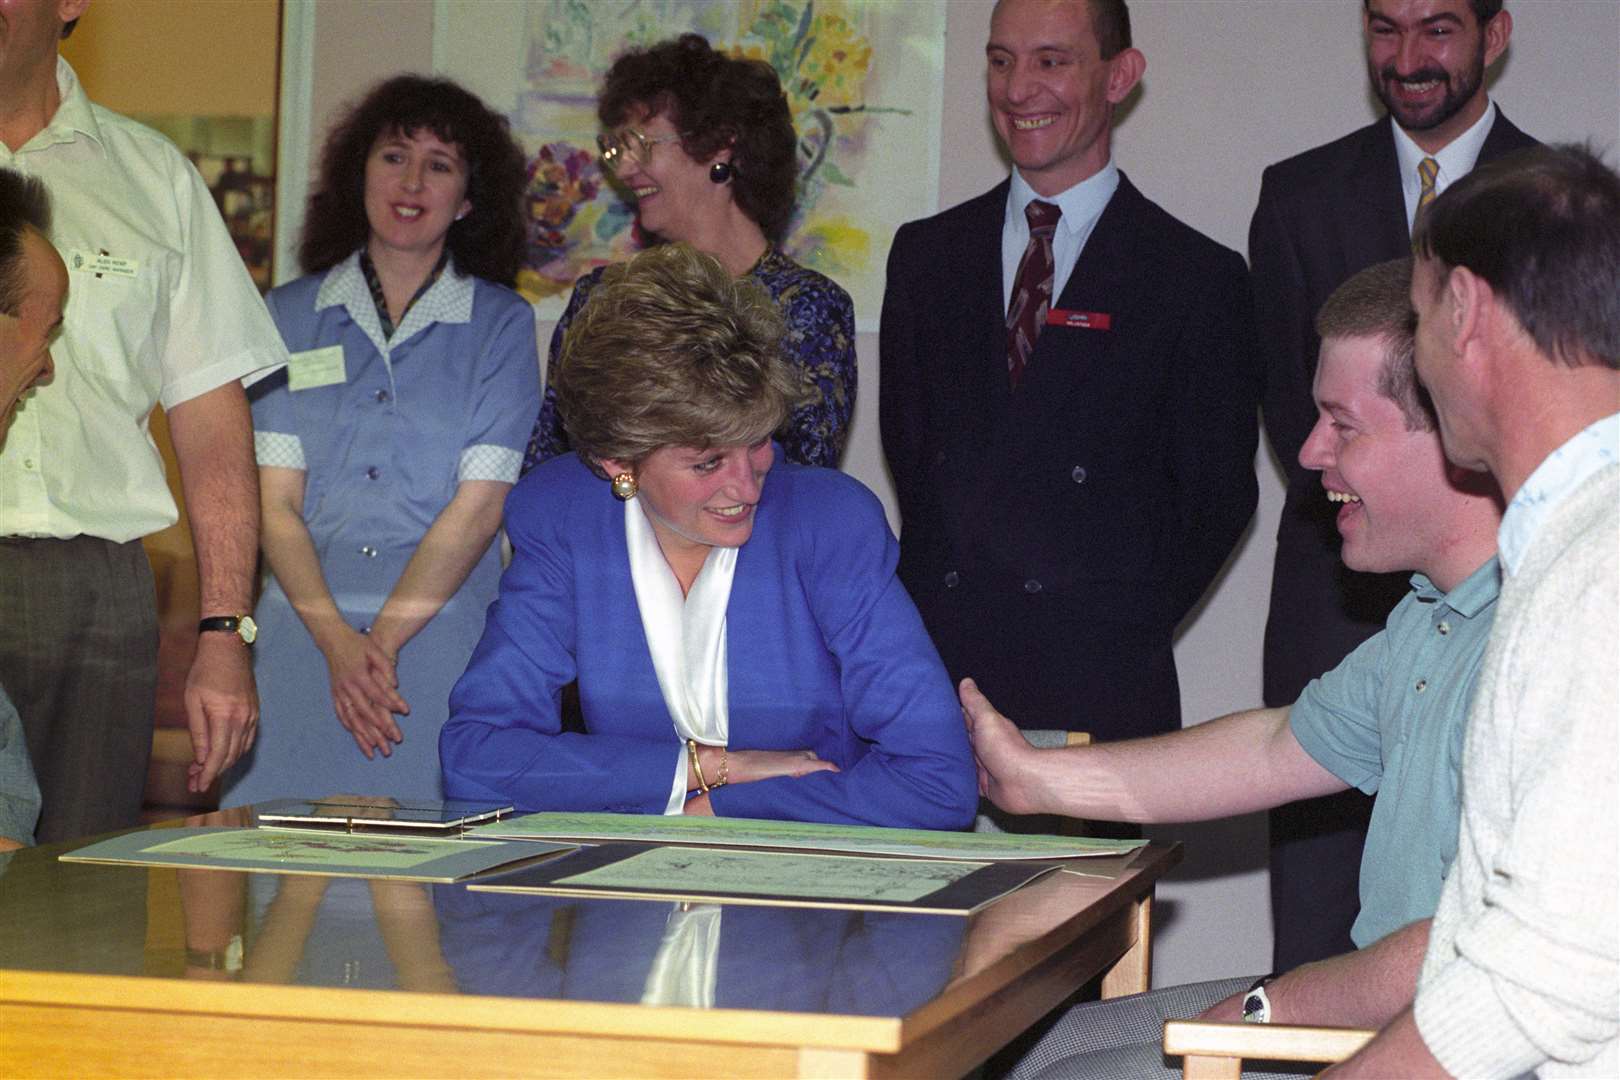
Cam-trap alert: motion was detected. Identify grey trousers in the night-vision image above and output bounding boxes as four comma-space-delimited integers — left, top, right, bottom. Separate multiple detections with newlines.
0, 536, 158, 843
1004, 975, 1315, 1080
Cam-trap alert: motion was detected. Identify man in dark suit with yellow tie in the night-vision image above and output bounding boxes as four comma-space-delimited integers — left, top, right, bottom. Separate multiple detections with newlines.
1251, 0, 1535, 970
880, 0, 1258, 746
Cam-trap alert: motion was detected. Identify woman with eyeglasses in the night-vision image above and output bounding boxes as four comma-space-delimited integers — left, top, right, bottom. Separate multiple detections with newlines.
521, 33, 855, 474
444, 244, 975, 828
223, 76, 539, 807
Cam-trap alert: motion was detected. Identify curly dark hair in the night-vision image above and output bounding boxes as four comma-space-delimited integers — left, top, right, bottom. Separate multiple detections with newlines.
298, 74, 527, 286
599, 34, 798, 241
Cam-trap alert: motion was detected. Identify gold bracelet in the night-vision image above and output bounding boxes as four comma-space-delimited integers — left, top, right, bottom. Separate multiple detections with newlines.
687, 739, 710, 793
712, 749, 728, 790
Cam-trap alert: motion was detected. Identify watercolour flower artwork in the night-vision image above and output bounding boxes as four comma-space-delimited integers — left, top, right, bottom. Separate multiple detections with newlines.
486, 0, 941, 321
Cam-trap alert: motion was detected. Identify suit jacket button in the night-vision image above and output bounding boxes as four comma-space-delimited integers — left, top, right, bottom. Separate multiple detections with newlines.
935, 450, 947, 465
944, 571, 960, 588
1024, 579, 1043, 594
1071, 465, 1088, 484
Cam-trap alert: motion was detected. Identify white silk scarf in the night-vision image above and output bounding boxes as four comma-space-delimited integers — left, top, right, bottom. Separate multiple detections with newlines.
623, 496, 736, 814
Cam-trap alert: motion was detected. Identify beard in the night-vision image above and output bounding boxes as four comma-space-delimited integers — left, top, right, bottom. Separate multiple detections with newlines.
1370, 44, 1487, 133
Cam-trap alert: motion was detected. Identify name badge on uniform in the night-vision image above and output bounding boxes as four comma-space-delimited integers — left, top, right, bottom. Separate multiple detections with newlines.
68, 249, 139, 280
287, 345, 347, 391
1047, 308, 1112, 331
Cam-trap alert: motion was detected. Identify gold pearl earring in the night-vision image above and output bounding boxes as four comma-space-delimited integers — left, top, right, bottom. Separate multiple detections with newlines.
611, 473, 638, 500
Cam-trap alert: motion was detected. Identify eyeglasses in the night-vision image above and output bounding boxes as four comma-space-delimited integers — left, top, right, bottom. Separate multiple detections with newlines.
596, 127, 683, 171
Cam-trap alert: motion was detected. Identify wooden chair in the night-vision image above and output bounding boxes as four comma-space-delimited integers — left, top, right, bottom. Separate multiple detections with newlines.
1163, 1019, 1375, 1079
973, 729, 1090, 835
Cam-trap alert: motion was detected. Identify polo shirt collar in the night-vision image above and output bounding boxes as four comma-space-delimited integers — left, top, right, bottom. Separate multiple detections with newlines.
1421, 555, 1501, 619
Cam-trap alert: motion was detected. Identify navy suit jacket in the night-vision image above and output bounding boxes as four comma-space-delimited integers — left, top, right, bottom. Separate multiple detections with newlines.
1252, 111, 1536, 706
880, 173, 1259, 740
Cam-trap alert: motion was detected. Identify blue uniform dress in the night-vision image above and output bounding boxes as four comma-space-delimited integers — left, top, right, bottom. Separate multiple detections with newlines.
224, 253, 539, 805
441, 449, 978, 829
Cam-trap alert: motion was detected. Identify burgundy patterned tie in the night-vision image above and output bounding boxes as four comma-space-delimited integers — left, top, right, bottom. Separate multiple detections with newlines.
1006, 199, 1062, 388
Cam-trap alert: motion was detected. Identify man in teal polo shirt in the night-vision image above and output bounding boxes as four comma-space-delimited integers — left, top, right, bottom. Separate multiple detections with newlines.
964, 258, 1504, 1080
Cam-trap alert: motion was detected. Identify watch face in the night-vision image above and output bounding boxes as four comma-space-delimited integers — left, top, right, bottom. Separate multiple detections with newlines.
238, 615, 258, 645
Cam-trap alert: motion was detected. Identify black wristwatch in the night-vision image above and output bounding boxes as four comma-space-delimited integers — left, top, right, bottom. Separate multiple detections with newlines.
1242, 973, 1277, 1024
198, 614, 258, 645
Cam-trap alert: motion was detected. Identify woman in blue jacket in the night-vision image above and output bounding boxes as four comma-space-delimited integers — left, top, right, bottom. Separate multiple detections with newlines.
442, 244, 975, 829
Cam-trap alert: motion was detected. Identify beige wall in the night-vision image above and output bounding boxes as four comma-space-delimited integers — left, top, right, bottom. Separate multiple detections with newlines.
299, 0, 1620, 986
62, 0, 279, 115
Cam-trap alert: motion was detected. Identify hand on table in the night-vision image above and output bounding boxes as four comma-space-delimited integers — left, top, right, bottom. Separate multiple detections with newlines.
317, 625, 408, 758
683, 747, 839, 815
723, 749, 840, 785
184, 633, 260, 792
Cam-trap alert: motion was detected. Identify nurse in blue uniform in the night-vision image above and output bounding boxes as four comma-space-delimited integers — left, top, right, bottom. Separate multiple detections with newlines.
442, 244, 976, 829
224, 76, 538, 805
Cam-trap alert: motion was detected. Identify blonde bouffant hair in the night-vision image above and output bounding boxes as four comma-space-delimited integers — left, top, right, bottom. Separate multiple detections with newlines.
553, 243, 811, 476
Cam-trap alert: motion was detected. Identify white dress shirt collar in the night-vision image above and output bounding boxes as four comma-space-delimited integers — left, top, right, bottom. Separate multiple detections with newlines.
1392, 99, 1496, 231
1002, 161, 1120, 310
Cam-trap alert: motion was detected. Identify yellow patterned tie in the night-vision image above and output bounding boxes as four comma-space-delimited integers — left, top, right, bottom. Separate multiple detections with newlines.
1417, 157, 1440, 210
1413, 157, 1440, 250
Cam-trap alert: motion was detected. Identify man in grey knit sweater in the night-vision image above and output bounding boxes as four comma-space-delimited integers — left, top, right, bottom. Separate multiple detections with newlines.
1329, 144, 1619, 1077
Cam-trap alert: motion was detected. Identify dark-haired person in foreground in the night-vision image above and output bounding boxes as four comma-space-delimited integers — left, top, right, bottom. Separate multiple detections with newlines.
524, 32, 854, 472
445, 244, 975, 828
881, 0, 1257, 746
1, 3, 286, 841
0, 167, 62, 849
223, 75, 538, 806
968, 259, 1503, 1080
1251, 0, 1535, 972
1326, 144, 1617, 1079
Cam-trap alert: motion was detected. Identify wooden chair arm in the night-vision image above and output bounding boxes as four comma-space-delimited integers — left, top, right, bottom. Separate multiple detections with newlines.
1163, 1019, 1375, 1080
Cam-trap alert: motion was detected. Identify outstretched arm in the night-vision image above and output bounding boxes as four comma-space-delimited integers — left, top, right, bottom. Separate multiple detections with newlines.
961, 677, 1345, 823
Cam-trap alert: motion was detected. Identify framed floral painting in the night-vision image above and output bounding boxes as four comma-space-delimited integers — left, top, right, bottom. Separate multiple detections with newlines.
434, 0, 945, 329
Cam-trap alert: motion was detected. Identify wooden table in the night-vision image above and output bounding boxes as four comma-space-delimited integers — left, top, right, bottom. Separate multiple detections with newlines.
0, 812, 1179, 1079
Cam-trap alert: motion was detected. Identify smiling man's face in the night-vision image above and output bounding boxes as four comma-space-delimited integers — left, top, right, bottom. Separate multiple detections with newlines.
985, 0, 1139, 197
1363, 0, 1508, 152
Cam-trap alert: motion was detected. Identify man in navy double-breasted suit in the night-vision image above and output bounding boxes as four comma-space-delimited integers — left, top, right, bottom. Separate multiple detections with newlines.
879, 0, 1258, 745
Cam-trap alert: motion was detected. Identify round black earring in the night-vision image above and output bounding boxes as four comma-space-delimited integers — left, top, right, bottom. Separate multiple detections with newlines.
709, 161, 733, 184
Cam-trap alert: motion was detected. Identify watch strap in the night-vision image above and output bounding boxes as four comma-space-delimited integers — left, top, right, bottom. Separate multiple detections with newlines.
1242, 973, 1277, 1024
198, 615, 257, 644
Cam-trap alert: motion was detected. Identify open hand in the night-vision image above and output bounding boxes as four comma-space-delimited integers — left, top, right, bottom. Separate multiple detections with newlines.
960, 677, 1048, 815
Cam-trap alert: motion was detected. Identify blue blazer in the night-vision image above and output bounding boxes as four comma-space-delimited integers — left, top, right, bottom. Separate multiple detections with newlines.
441, 448, 978, 829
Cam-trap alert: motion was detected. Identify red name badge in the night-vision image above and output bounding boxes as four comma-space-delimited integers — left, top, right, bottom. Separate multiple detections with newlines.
1047, 308, 1112, 331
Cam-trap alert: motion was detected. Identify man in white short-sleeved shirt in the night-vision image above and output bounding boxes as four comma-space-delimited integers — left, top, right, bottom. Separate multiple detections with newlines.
0, 3, 288, 842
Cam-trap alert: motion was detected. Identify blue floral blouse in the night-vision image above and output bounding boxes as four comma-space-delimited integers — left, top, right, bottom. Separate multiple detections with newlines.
522, 248, 856, 472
